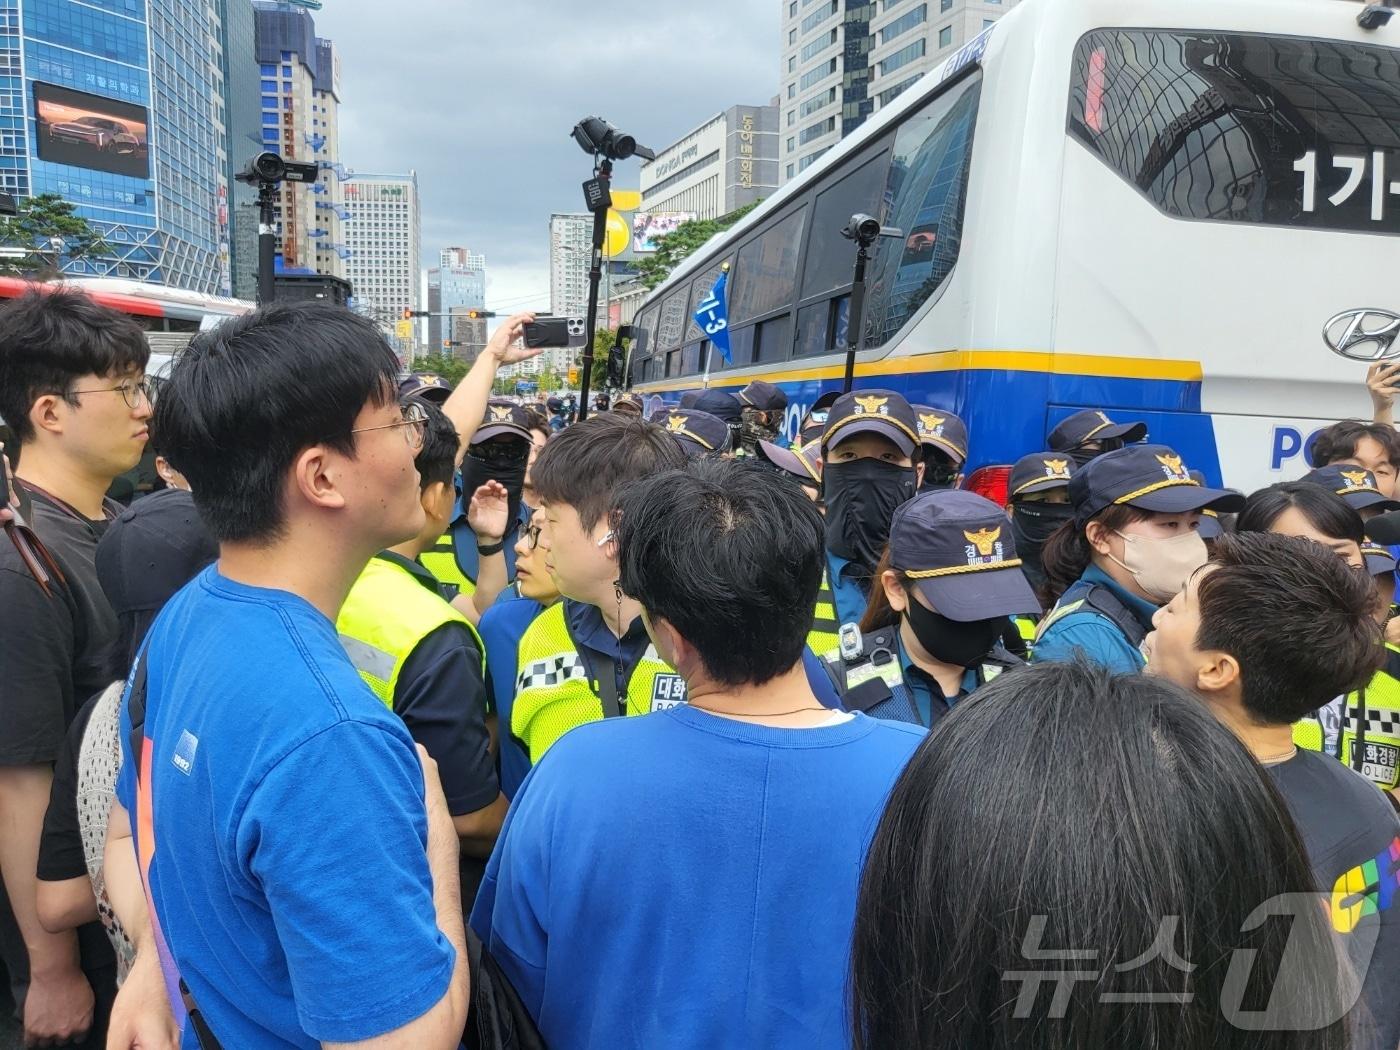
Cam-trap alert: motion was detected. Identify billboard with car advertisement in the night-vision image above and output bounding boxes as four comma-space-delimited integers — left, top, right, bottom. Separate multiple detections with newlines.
34, 82, 150, 179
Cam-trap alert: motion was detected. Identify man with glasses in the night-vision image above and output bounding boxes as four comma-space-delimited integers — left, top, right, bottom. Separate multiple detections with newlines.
337, 398, 507, 903
106, 302, 509, 1047
0, 288, 150, 1048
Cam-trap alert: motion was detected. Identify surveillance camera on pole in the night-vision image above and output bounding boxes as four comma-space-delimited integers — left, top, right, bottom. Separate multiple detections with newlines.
237, 152, 322, 305
568, 116, 655, 421
840, 213, 903, 393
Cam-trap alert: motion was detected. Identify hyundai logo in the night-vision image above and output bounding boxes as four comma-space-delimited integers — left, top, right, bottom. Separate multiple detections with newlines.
1323, 308, 1400, 362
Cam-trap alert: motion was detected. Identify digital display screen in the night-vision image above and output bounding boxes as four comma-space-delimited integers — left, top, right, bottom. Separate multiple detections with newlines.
34, 81, 150, 179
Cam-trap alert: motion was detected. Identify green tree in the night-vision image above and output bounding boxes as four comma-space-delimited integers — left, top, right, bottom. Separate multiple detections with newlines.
633, 201, 762, 290
409, 353, 470, 387
0, 193, 108, 277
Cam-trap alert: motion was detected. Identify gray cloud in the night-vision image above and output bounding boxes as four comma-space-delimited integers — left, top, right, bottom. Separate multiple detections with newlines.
318, 0, 780, 309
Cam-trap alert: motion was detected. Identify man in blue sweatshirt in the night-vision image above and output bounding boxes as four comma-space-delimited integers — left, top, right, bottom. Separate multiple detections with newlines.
472, 459, 925, 1049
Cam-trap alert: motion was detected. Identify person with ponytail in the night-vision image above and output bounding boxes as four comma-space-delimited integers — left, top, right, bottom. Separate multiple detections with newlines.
1032, 444, 1243, 673
824, 490, 1039, 726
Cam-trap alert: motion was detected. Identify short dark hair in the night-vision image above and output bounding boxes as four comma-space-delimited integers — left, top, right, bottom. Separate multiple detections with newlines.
615, 459, 824, 687
531, 413, 685, 531
1235, 482, 1364, 545
157, 303, 399, 544
1038, 503, 1151, 606
852, 660, 1350, 1050
1197, 532, 1381, 724
413, 399, 458, 490
523, 407, 549, 435
0, 288, 149, 445
1310, 420, 1400, 471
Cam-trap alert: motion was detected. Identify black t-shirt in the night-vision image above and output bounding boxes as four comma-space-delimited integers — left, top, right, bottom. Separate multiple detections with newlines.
37, 691, 102, 882
1267, 750, 1400, 1050
0, 486, 117, 766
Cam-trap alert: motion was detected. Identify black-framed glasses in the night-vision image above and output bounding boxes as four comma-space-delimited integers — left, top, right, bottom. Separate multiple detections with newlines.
69, 377, 152, 410
350, 400, 428, 451
523, 521, 542, 550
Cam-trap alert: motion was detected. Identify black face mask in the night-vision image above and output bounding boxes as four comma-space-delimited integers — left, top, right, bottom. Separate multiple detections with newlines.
1067, 437, 1125, 468
904, 597, 1003, 668
1009, 501, 1074, 590
460, 447, 527, 538
919, 460, 960, 493
823, 458, 917, 576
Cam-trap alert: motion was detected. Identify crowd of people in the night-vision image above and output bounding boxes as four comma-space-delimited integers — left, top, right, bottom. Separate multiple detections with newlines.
0, 289, 1398, 1049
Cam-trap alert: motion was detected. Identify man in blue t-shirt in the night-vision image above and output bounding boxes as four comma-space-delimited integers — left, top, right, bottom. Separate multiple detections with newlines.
108, 303, 541, 1048
472, 459, 925, 1049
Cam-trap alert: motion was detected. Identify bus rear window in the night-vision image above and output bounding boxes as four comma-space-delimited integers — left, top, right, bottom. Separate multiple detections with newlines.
1067, 30, 1400, 235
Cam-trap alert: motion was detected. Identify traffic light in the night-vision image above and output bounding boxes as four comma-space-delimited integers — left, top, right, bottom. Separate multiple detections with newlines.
443, 339, 451, 349
464, 309, 496, 320
567, 367, 580, 385
402, 308, 413, 321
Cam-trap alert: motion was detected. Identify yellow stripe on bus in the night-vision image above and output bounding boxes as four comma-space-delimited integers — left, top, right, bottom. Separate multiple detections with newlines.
636, 350, 1203, 392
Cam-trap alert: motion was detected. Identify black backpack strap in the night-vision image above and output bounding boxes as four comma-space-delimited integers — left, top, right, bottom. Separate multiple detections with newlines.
1079, 583, 1150, 649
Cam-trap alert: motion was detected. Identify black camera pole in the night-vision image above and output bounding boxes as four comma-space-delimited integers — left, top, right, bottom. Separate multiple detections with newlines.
575, 157, 612, 423
841, 241, 871, 394
256, 179, 277, 306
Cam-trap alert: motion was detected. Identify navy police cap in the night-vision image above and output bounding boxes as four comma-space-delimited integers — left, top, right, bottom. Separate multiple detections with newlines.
1070, 444, 1244, 523
398, 372, 453, 404
1048, 409, 1147, 452
889, 489, 1040, 622
739, 380, 787, 413
1301, 464, 1400, 514
1008, 452, 1075, 500
651, 408, 732, 458
821, 388, 918, 458
692, 389, 742, 424
911, 406, 968, 465
473, 399, 532, 444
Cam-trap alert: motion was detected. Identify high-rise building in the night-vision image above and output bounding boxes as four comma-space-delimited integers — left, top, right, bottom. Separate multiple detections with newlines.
639, 105, 779, 220
7, 0, 240, 288
342, 172, 421, 358
217, 0, 260, 298
253, 3, 347, 279
549, 213, 591, 320
426, 246, 486, 354
779, 0, 1018, 181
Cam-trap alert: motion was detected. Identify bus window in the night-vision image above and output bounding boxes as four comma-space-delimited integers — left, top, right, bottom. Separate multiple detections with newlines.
729, 209, 807, 324
725, 325, 756, 367
665, 349, 680, 378
681, 341, 701, 375
800, 152, 891, 299
755, 314, 792, 363
635, 304, 660, 351
657, 287, 689, 350
795, 302, 828, 356
1067, 30, 1400, 236
862, 74, 981, 349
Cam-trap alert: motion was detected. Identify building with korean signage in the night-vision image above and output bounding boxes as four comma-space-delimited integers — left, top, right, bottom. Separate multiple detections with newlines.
639, 104, 779, 221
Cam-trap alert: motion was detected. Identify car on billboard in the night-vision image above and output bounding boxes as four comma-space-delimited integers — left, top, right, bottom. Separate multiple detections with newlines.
47, 115, 143, 155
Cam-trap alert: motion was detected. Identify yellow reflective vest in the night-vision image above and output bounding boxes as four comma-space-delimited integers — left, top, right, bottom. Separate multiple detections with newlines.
337, 553, 484, 709
806, 569, 840, 660
419, 527, 477, 598
1294, 642, 1400, 791
511, 601, 685, 764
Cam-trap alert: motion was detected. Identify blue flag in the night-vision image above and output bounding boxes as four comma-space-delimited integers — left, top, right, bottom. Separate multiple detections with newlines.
693, 269, 731, 364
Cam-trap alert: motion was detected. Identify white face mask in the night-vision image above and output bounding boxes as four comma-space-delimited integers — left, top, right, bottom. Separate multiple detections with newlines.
1110, 530, 1208, 604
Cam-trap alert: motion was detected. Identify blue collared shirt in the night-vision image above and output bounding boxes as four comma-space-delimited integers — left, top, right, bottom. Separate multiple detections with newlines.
564, 599, 654, 699
445, 497, 525, 587
1031, 564, 1156, 674
826, 551, 872, 629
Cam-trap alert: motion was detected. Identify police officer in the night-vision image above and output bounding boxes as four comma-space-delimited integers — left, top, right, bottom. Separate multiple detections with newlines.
1047, 409, 1147, 467
824, 490, 1037, 727
1033, 444, 1243, 672
611, 392, 644, 416
911, 406, 968, 492
421, 398, 532, 598
399, 372, 453, 405
755, 439, 822, 502
546, 395, 569, 432
820, 388, 922, 631
336, 400, 505, 898
649, 407, 733, 459
796, 390, 840, 450
1004, 452, 1076, 650
1301, 463, 1400, 521
737, 379, 788, 455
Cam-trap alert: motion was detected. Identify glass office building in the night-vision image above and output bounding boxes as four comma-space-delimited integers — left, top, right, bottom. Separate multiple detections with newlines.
0, 0, 228, 290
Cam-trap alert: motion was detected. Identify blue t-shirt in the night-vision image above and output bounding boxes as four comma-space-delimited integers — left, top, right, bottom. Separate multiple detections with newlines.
471, 705, 926, 1049
116, 566, 455, 1048
478, 594, 546, 800
1031, 565, 1156, 674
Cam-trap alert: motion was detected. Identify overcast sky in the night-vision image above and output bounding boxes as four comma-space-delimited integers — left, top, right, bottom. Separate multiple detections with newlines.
318, 0, 780, 314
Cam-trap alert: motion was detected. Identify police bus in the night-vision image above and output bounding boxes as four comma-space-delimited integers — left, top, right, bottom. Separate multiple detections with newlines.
624, 0, 1400, 499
